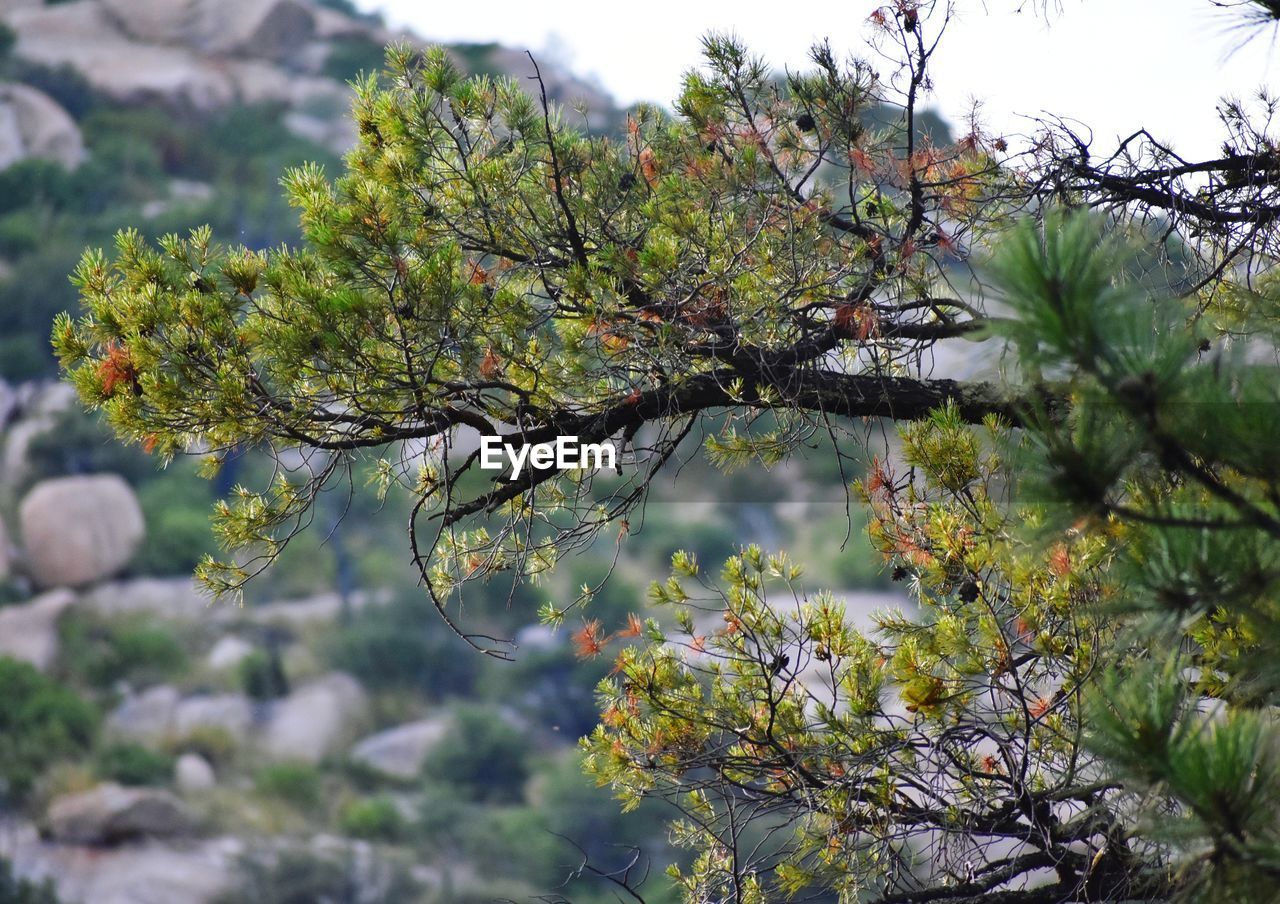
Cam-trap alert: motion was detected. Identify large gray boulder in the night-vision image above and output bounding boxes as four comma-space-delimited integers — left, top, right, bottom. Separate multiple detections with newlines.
262, 672, 368, 763
44, 783, 193, 845
106, 687, 255, 747
100, 0, 318, 62
106, 685, 180, 743
0, 82, 85, 171
7, 3, 237, 112
0, 821, 240, 904
205, 635, 254, 670
173, 694, 254, 742
1, 415, 56, 491
0, 384, 76, 488
3, 2, 368, 120
174, 753, 216, 793
19, 474, 145, 589
15, 380, 77, 418
349, 717, 450, 780
0, 588, 75, 671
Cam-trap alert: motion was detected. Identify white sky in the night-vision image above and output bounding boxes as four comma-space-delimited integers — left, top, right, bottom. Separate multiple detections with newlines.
353, 1, 1278, 159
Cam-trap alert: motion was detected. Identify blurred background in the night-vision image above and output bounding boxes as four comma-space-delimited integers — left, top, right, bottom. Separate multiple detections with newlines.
0, 2, 906, 901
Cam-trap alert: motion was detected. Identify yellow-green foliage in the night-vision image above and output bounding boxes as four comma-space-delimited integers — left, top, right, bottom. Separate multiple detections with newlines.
582, 413, 1118, 902
52, 36, 1002, 620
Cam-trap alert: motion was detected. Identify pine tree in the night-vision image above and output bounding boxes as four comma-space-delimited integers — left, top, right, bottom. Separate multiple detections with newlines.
989, 211, 1280, 901
52, 3, 1280, 900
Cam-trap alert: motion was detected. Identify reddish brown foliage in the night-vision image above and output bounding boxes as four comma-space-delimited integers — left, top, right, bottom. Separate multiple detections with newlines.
572, 618, 606, 659
97, 340, 138, 397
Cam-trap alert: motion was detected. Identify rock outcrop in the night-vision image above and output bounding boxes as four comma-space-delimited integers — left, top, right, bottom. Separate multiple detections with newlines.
8, 3, 237, 112
44, 784, 193, 845
0, 82, 84, 170
3, 0, 363, 147
0, 587, 74, 670
205, 635, 254, 670
0, 821, 239, 904
106, 685, 181, 743
0, 382, 76, 491
173, 693, 255, 742
174, 753, 216, 792
18, 474, 145, 589
349, 717, 450, 780
100, 0, 319, 61
107, 675, 383, 765
107, 686, 257, 748
262, 672, 367, 763
0, 1, 621, 157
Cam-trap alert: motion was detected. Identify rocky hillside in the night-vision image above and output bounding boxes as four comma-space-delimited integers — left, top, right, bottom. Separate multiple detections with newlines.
0, 385, 696, 904
0, 0, 619, 165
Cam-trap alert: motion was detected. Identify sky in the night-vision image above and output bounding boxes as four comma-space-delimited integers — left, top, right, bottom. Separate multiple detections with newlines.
352, 1, 1278, 160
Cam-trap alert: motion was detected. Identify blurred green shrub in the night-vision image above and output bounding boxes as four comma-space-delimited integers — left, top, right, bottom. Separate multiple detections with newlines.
95, 743, 173, 786
0, 210, 42, 256
414, 755, 684, 903
322, 592, 477, 699
0, 241, 86, 380
798, 510, 890, 589
18, 408, 154, 490
58, 613, 188, 689
0, 91, 342, 378
338, 796, 404, 842
0, 160, 76, 215
643, 512, 740, 571
449, 43, 503, 78
422, 705, 529, 803
131, 496, 217, 573
215, 848, 420, 904
0, 337, 49, 382
413, 779, 470, 847
79, 131, 165, 199
562, 556, 642, 627
81, 108, 210, 176
523, 754, 679, 891
133, 480, 219, 576
168, 725, 238, 768
5, 61, 99, 119
477, 644, 610, 741
322, 36, 387, 82
0, 658, 98, 800
254, 762, 323, 812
